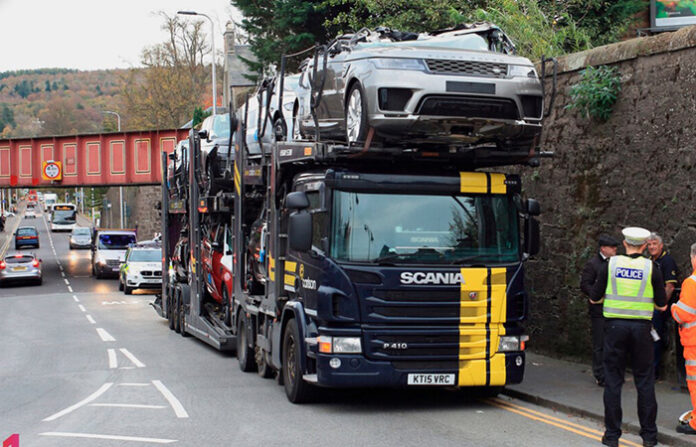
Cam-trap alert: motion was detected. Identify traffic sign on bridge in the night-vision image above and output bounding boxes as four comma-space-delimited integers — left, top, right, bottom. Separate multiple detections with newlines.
0, 129, 188, 187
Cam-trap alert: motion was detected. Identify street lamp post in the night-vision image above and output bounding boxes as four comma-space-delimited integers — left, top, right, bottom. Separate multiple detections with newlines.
177, 10, 216, 115
101, 111, 124, 229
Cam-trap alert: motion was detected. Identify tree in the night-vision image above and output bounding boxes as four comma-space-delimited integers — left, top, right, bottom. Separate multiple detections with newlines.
0, 104, 15, 131
121, 13, 212, 130
37, 96, 99, 136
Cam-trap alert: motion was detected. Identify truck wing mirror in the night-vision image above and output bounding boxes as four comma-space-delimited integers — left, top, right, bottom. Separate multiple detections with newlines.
288, 211, 312, 252
198, 129, 209, 140
526, 198, 541, 216
524, 217, 540, 257
285, 191, 310, 210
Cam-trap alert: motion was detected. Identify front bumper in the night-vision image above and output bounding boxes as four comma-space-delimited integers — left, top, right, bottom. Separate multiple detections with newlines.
126, 274, 162, 289
96, 263, 121, 277
312, 351, 525, 388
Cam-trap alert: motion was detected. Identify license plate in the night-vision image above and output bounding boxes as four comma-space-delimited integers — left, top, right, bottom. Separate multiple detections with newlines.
407, 373, 455, 386
12, 266, 27, 271
112, 267, 120, 272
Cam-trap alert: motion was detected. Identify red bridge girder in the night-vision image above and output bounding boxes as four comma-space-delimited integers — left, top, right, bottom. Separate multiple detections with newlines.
0, 129, 189, 187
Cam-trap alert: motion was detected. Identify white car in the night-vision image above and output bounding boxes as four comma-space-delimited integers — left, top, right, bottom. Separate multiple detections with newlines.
25, 210, 36, 219
119, 245, 163, 295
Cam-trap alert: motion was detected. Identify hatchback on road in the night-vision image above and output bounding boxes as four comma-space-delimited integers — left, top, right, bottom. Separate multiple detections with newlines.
69, 226, 92, 249
14, 226, 39, 249
0, 253, 42, 286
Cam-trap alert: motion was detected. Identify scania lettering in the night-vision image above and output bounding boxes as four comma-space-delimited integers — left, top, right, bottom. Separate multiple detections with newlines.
400, 271, 465, 285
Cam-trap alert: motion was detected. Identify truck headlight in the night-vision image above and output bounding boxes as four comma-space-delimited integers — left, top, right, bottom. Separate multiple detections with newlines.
498, 335, 529, 352
371, 58, 426, 71
509, 65, 537, 78
317, 336, 362, 354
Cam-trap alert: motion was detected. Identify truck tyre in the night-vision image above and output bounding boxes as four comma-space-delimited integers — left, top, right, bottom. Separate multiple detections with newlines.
256, 346, 274, 379
179, 301, 188, 337
173, 294, 181, 334
167, 293, 175, 331
237, 313, 257, 372
282, 318, 315, 403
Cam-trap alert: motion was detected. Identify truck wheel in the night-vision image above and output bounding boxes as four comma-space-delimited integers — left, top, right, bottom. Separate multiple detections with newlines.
345, 83, 369, 144
282, 318, 315, 403
237, 313, 257, 372
167, 293, 175, 330
173, 294, 181, 334
179, 301, 188, 337
256, 346, 274, 379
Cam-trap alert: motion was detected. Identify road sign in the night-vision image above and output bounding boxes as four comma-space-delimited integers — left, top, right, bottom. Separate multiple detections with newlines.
42, 161, 62, 181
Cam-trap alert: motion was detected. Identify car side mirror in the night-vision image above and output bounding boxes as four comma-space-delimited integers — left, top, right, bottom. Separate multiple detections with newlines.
198, 129, 209, 140
211, 241, 221, 250
524, 217, 540, 257
526, 198, 541, 216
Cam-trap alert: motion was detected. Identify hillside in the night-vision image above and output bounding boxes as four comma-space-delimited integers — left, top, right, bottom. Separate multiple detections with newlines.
0, 68, 128, 138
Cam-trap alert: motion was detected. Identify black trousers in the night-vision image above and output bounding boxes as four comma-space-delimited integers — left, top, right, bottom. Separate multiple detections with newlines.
591, 316, 605, 382
603, 319, 658, 442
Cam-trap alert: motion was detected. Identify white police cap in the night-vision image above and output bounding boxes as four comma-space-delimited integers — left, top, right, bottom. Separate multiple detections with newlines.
622, 227, 650, 246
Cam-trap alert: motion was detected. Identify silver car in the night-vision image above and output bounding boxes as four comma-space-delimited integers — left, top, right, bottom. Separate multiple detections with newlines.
295, 23, 543, 150
0, 253, 42, 286
70, 226, 92, 249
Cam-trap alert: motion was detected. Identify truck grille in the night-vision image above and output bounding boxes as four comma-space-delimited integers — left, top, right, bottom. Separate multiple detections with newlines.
363, 327, 488, 361
426, 59, 507, 78
367, 289, 460, 323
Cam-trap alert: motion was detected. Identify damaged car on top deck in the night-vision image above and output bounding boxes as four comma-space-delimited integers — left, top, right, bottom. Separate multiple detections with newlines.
294, 23, 544, 151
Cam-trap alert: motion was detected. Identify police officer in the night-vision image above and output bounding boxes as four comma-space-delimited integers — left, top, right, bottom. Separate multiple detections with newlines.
581, 234, 620, 386
672, 242, 696, 435
590, 227, 667, 447
647, 232, 679, 380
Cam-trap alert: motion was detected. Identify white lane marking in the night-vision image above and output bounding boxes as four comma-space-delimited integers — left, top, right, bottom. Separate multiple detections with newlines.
64, 278, 70, 285
86, 315, 96, 324
96, 328, 116, 342
78, 305, 86, 313
120, 348, 146, 368
120, 366, 136, 370
72, 295, 79, 302
61, 272, 66, 277
42, 383, 113, 421
119, 383, 150, 387
89, 403, 166, 409
152, 380, 189, 418
67, 286, 73, 292
39, 432, 177, 444
107, 349, 117, 369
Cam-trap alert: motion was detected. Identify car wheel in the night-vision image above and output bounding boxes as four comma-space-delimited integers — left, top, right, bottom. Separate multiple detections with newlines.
282, 318, 314, 403
124, 285, 133, 295
237, 312, 257, 372
273, 116, 287, 142
118, 279, 124, 291
345, 83, 369, 144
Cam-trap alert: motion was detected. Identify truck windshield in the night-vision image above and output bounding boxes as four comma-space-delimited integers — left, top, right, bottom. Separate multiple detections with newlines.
330, 191, 518, 265
99, 234, 136, 250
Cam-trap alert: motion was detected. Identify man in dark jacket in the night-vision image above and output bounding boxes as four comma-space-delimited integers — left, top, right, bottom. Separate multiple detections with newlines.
581, 234, 620, 386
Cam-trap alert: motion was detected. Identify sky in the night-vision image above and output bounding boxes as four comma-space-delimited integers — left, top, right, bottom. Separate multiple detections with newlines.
0, 0, 241, 72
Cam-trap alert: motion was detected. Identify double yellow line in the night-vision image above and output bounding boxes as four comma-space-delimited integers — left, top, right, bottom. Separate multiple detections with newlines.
485, 397, 642, 447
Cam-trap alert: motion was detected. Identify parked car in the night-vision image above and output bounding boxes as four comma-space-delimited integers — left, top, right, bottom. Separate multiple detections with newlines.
201, 222, 233, 319
91, 229, 136, 279
0, 253, 42, 286
25, 209, 36, 219
294, 23, 543, 150
69, 226, 92, 249
242, 74, 301, 154
119, 244, 163, 295
15, 226, 39, 249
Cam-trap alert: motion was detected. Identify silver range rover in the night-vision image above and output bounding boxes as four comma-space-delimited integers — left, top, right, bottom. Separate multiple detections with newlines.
296, 23, 543, 150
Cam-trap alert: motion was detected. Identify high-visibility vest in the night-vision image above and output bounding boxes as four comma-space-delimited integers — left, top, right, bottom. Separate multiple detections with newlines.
603, 255, 654, 320
673, 274, 696, 346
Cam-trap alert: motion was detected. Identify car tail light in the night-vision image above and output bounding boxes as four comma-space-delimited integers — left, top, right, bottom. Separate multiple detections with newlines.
32, 259, 40, 267
0, 261, 5, 270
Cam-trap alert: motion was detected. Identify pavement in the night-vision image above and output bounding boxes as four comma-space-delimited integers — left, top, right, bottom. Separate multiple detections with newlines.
506, 352, 696, 446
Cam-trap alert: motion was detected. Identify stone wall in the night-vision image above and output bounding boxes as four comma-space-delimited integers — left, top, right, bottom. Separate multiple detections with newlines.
101, 186, 161, 241
526, 25, 696, 368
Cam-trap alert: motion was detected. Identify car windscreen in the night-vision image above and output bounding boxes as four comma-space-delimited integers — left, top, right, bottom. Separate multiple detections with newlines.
98, 234, 136, 250
330, 191, 519, 265
5, 255, 33, 264
128, 249, 161, 262
213, 114, 231, 139
355, 33, 489, 52
72, 228, 91, 236
17, 228, 37, 236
